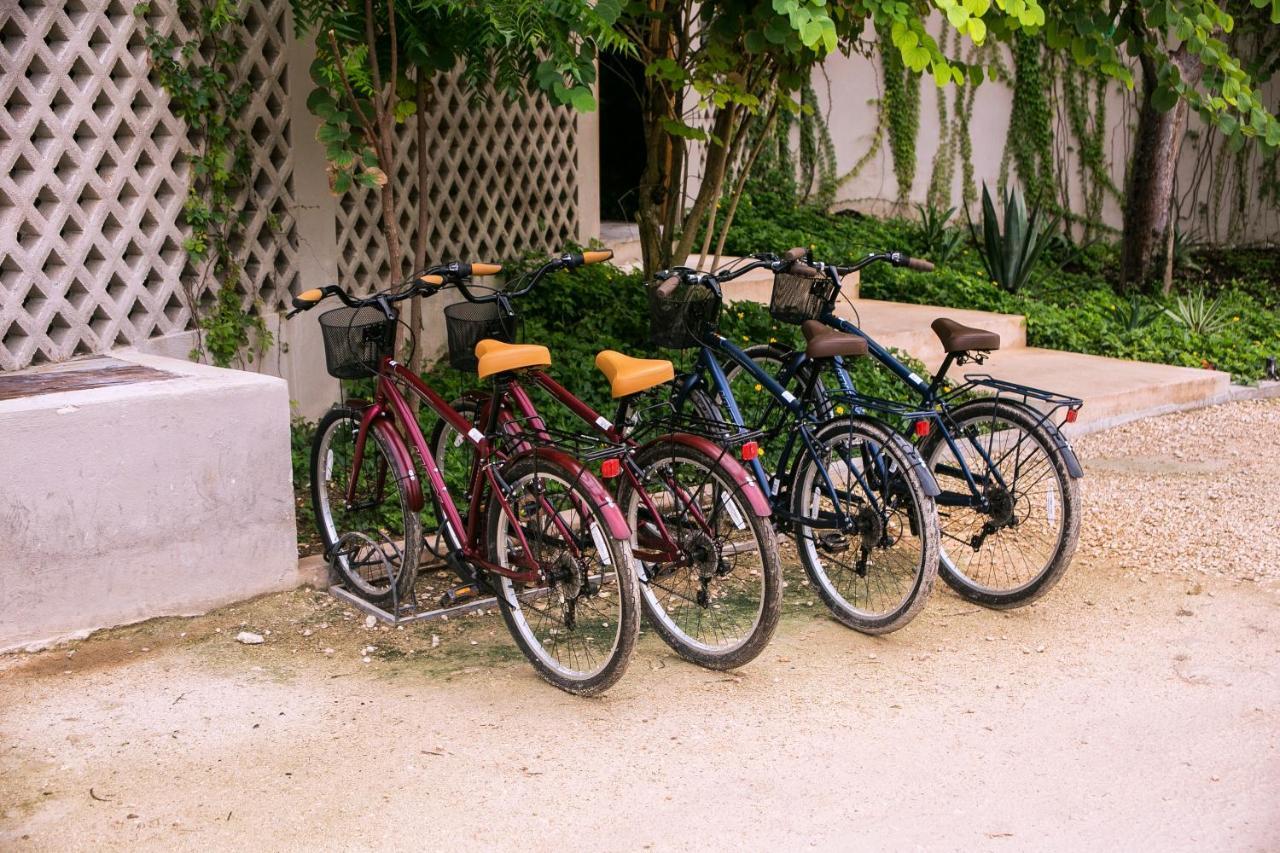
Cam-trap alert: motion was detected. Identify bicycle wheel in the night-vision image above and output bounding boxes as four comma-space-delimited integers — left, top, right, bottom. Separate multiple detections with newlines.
722, 343, 843, 431
920, 399, 1080, 608
617, 440, 783, 670
311, 407, 420, 605
791, 416, 940, 634
487, 452, 641, 695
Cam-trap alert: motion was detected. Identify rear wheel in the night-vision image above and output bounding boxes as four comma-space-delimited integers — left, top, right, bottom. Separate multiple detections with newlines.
311, 407, 420, 605
618, 440, 782, 670
792, 416, 940, 634
487, 453, 641, 695
921, 399, 1079, 608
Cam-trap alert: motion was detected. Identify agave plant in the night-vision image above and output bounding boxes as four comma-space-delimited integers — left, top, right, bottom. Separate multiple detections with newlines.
1164, 287, 1227, 337
915, 202, 963, 264
969, 183, 1055, 294
1116, 293, 1163, 332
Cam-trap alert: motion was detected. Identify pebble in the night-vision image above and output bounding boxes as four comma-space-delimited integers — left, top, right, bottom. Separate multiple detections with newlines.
431, 635, 441, 648
322, 648, 334, 655
236, 631, 265, 645
364, 615, 377, 629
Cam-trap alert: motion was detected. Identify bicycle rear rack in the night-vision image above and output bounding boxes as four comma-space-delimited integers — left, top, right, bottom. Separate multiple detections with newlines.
944, 373, 1084, 432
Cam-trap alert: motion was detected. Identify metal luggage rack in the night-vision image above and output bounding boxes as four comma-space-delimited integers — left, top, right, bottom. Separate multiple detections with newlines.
943, 373, 1084, 429
624, 397, 766, 448
819, 388, 943, 426
489, 414, 628, 464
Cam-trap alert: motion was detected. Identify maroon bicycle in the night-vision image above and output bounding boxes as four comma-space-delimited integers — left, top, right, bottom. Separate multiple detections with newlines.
290, 265, 640, 695
425, 252, 783, 671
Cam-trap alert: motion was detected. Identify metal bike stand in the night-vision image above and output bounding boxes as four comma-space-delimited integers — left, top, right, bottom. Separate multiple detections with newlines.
328, 583, 498, 625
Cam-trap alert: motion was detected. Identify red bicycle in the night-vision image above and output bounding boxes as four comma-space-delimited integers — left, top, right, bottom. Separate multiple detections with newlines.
290, 265, 640, 695
426, 252, 783, 671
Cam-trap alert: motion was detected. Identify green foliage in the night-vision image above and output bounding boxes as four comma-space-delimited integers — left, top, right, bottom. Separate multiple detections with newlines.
914, 202, 964, 264
877, 20, 921, 205
1115, 294, 1163, 332
1060, 60, 1116, 236
1001, 33, 1057, 208
971, 183, 1055, 294
1164, 287, 1228, 337
141, 0, 271, 368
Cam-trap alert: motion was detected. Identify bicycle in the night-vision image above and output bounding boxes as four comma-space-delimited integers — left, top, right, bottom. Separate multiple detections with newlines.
715, 248, 1084, 608
289, 265, 641, 695
427, 251, 783, 670
640, 264, 943, 635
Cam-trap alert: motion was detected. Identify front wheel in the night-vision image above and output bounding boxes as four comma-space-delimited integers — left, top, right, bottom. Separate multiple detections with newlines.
311, 407, 420, 606
618, 440, 783, 670
487, 453, 641, 695
921, 399, 1080, 608
792, 416, 940, 634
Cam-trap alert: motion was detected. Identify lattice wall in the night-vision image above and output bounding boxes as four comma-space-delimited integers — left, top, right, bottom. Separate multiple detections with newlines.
0, 0, 297, 371
335, 77, 579, 289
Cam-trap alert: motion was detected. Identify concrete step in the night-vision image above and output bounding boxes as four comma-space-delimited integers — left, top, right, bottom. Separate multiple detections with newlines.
973, 347, 1232, 433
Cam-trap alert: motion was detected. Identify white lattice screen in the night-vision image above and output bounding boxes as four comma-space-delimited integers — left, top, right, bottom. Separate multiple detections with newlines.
335, 78, 579, 288
0, 0, 297, 371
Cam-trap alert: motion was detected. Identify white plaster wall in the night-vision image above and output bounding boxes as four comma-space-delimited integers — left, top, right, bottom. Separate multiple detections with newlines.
0, 352, 299, 651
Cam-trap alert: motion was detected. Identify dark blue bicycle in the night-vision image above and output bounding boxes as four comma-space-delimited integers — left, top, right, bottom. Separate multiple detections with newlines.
713, 249, 1084, 609
639, 266, 943, 635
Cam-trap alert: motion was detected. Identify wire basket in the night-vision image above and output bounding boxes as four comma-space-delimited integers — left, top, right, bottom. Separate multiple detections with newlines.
769, 268, 836, 324
444, 301, 517, 372
319, 306, 397, 380
647, 279, 721, 349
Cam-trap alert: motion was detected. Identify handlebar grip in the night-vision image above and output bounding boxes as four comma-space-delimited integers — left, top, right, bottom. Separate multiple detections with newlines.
581, 250, 613, 266
782, 247, 807, 262
418, 274, 445, 286
790, 261, 821, 278
655, 275, 680, 298
905, 256, 935, 272
292, 289, 324, 311
470, 263, 502, 277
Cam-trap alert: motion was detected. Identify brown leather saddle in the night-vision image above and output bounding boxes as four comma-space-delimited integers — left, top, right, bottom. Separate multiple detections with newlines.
930, 318, 1000, 354
801, 320, 868, 359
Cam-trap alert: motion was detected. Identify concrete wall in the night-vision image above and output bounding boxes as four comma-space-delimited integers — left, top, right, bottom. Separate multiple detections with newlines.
0, 352, 299, 651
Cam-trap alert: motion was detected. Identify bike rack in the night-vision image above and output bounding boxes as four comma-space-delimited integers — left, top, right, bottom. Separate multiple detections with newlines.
944, 373, 1084, 433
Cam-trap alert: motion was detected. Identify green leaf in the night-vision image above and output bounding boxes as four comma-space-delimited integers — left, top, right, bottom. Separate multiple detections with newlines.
1151, 85, 1179, 113
568, 87, 597, 112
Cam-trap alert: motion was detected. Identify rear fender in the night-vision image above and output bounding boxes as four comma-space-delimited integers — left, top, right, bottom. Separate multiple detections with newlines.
1038, 417, 1084, 479
648, 432, 772, 517
369, 417, 425, 512
505, 446, 631, 540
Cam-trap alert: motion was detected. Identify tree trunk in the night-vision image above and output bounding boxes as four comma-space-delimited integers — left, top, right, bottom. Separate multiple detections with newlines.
410, 73, 431, 378
1120, 47, 1202, 289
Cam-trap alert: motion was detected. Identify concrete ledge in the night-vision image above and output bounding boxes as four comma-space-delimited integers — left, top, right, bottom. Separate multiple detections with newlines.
0, 352, 298, 652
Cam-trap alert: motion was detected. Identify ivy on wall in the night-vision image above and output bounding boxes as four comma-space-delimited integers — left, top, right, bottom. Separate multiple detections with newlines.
1000, 32, 1057, 209
140, 0, 271, 368
877, 20, 921, 205
1061, 59, 1118, 238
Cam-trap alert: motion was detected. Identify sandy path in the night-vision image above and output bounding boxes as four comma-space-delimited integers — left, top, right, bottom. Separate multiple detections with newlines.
2, 400, 1278, 851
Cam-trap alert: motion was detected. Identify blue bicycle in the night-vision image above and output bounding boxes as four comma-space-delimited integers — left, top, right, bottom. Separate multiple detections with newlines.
712, 249, 1084, 609
639, 266, 943, 635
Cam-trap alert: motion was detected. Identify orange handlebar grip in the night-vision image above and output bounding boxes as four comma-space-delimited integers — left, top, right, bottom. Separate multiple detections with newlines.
582, 250, 614, 265
471, 263, 502, 277
297, 289, 323, 303
418, 274, 445, 285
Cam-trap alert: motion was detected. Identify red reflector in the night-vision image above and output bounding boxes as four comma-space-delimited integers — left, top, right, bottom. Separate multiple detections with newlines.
914, 419, 930, 437
600, 458, 622, 479
740, 441, 759, 461
1065, 409, 1079, 423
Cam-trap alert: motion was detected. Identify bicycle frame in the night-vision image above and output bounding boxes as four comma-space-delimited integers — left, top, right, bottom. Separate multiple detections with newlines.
346, 357, 624, 585
452, 367, 771, 569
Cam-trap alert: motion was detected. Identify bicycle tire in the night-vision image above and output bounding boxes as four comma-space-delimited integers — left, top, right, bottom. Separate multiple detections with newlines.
487, 452, 641, 695
311, 406, 420, 605
617, 440, 783, 670
919, 398, 1080, 608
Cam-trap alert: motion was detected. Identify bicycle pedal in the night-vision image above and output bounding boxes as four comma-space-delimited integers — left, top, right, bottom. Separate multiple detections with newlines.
817, 533, 850, 553
439, 584, 484, 608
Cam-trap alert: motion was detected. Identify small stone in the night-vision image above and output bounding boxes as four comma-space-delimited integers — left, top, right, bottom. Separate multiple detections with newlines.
1036, 644, 1046, 653
362, 645, 375, 655
431, 635, 440, 648
469, 640, 478, 646
302, 629, 312, 637
364, 615, 377, 629
361, 656, 371, 663
322, 648, 334, 655
236, 631, 265, 645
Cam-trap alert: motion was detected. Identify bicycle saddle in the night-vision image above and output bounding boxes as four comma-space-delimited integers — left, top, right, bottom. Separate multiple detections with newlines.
594, 350, 675, 398
801, 320, 868, 359
930, 318, 1000, 353
474, 339, 551, 378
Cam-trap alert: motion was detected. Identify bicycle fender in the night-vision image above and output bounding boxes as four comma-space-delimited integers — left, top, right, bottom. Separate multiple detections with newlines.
651, 432, 772, 517
371, 418, 425, 512
1039, 419, 1085, 479
822, 415, 941, 499
507, 446, 631, 540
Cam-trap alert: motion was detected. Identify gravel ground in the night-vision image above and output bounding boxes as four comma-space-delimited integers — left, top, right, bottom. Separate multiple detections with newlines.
2, 399, 1278, 851
1074, 397, 1280, 582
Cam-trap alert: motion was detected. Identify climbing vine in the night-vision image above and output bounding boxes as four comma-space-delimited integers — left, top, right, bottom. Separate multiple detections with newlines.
1000, 32, 1057, 209
1060, 59, 1117, 238
140, 0, 271, 368
877, 20, 921, 205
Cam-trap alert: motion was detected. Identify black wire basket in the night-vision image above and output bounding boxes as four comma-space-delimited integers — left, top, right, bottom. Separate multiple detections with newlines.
647, 279, 721, 349
769, 267, 837, 324
319, 305, 397, 380
443, 300, 517, 372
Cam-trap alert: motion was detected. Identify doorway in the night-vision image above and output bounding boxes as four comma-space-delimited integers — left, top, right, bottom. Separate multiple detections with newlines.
598, 51, 646, 224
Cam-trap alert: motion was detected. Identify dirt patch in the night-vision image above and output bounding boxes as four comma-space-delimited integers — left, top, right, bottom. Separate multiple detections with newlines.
2, 399, 1279, 850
